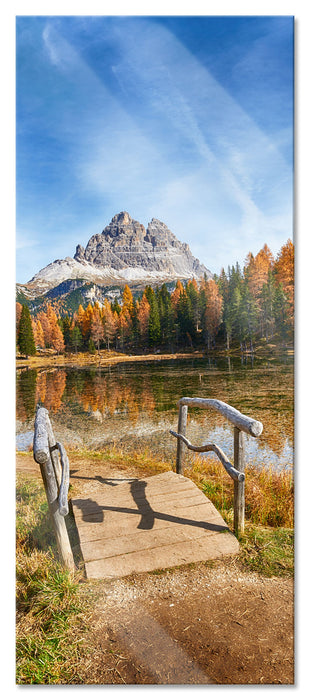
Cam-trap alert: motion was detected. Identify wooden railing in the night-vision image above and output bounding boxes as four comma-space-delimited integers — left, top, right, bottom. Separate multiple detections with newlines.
33, 405, 75, 571
170, 397, 263, 535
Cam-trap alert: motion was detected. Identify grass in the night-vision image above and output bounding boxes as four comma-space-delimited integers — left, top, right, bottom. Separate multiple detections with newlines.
16, 446, 294, 683
186, 452, 294, 529
237, 524, 294, 577
16, 475, 91, 684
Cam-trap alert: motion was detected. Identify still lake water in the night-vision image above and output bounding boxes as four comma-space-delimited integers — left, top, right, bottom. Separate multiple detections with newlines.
16, 355, 294, 472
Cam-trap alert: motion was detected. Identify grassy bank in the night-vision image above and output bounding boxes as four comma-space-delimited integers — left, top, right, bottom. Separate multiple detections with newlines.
16, 446, 294, 684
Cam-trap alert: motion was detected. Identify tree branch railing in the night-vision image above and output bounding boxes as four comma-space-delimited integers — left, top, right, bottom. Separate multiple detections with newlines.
33, 405, 75, 571
170, 397, 263, 535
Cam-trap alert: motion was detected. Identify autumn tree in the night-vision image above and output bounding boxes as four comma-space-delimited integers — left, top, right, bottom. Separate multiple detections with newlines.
52, 322, 65, 354
202, 280, 223, 349
170, 280, 184, 317
91, 306, 104, 351
36, 320, 45, 349
274, 239, 294, 330
16, 302, 22, 345
82, 303, 94, 345
137, 293, 150, 344
102, 300, 117, 350
122, 284, 134, 318
37, 310, 52, 347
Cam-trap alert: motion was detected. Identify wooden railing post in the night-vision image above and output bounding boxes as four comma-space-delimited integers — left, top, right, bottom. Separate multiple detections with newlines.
176, 403, 188, 474
233, 427, 245, 536
33, 407, 75, 571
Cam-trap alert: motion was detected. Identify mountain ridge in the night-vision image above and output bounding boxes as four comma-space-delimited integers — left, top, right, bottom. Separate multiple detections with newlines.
17, 212, 212, 304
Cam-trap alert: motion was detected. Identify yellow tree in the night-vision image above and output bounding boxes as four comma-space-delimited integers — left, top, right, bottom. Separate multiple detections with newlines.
137, 293, 150, 343
171, 280, 184, 316
35, 320, 45, 349
117, 310, 131, 351
274, 239, 294, 327
51, 322, 65, 354
82, 303, 94, 342
77, 304, 85, 330
122, 284, 134, 319
37, 309, 52, 347
245, 244, 274, 300
16, 302, 22, 341
91, 305, 104, 351
102, 300, 117, 351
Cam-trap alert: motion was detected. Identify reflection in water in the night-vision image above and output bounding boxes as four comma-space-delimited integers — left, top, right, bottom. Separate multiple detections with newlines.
16, 357, 293, 471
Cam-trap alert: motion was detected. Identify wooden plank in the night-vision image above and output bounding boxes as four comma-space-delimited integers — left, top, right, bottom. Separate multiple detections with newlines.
80, 518, 230, 561
72, 486, 208, 521
77, 504, 226, 546
70, 471, 239, 579
85, 530, 239, 579
75, 496, 217, 540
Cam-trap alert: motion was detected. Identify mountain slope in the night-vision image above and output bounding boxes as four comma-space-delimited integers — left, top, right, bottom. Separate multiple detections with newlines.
18, 212, 212, 302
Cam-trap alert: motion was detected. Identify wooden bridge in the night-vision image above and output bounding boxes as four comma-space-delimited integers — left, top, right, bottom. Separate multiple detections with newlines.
33, 400, 263, 579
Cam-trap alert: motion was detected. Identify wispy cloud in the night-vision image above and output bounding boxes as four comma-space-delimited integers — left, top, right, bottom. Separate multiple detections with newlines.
16, 16, 293, 281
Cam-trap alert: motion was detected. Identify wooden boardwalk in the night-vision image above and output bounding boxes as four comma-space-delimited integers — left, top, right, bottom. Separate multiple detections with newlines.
71, 471, 239, 579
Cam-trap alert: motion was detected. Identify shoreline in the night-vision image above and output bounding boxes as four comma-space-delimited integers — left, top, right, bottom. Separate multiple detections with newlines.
16, 344, 293, 371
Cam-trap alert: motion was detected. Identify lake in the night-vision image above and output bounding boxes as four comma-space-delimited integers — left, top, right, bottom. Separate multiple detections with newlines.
16, 355, 294, 472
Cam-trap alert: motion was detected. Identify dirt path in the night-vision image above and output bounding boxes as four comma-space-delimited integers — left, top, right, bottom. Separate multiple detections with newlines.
16, 452, 294, 685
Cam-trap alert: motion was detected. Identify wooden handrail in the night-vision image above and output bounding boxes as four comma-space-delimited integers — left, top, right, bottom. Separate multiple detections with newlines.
171, 397, 263, 535
178, 397, 263, 437
33, 405, 75, 571
169, 430, 245, 482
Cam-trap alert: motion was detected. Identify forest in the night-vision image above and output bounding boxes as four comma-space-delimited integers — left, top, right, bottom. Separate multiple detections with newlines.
16, 239, 294, 357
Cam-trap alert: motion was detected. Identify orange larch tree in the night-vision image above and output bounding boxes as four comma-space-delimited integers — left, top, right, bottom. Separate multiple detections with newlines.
274, 239, 294, 328
91, 305, 104, 351
137, 293, 151, 343
102, 300, 117, 351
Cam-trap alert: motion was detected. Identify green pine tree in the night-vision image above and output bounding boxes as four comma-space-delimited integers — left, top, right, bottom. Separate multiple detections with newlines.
17, 305, 36, 357
146, 287, 161, 347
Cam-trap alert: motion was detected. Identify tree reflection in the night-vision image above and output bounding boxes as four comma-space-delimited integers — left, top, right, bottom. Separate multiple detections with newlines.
16, 368, 37, 420
15, 362, 293, 462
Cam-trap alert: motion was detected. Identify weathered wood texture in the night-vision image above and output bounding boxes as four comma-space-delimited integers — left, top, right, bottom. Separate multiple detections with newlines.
170, 430, 245, 483
233, 427, 245, 535
176, 403, 188, 474
33, 406, 74, 571
71, 471, 239, 580
171, 397, 263, 536
178, 397, 263, 437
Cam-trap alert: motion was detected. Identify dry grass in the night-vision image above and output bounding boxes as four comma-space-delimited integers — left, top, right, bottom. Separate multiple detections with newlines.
167, 450, 294, 529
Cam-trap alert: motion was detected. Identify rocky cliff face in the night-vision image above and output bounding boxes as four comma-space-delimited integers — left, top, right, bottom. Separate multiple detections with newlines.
74, 212, 208, 278
22, 212, 211, 298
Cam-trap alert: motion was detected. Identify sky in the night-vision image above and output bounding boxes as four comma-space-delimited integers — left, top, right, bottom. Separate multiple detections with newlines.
16, 14, 294, 283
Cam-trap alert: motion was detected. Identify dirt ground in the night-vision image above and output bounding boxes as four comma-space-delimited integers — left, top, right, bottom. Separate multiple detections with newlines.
16, 451, 294, 685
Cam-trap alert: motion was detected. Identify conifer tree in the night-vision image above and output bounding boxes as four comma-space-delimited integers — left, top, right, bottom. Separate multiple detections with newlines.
70, 324, 83, 353
18, 304, 36, 357
146, 287, 161, 346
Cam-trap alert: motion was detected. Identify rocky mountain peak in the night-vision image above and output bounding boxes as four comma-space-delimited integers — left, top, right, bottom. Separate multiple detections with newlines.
23, 212, 212, 298
111, 211, 133, 225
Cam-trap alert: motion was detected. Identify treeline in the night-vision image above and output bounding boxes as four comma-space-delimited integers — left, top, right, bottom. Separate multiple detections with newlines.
16, 240, 294, 356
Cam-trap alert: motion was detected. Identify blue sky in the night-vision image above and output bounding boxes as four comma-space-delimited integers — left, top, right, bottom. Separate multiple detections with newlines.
16, 14, 294, 283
